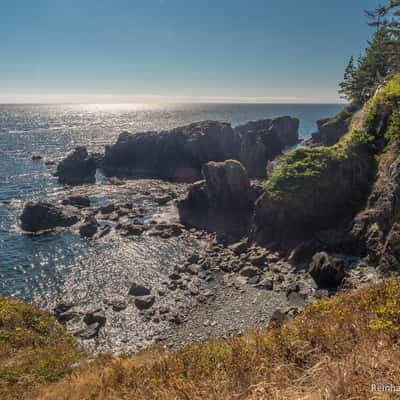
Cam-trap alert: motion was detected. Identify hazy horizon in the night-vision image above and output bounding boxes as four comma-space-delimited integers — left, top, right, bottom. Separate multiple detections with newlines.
1, 0, 381, 104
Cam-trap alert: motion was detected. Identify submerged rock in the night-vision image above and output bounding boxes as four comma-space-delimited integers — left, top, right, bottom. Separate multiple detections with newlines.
20, 201, 80, 232
56, 147, 96, 185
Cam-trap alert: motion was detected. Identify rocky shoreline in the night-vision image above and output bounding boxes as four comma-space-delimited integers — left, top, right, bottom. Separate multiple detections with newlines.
17, 105, 395, 354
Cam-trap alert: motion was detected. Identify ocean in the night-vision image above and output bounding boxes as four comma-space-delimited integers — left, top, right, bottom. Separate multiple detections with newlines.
0, 102, 344, 351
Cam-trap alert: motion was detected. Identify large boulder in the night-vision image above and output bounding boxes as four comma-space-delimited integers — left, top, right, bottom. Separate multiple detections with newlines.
235, 116, 299, 178
178, 160, 253, 235
56, 147, 96, 185
20, 201, 80, 232
202, 160, 251, 209
309, 252, 346, 288
103, 121, 241, 182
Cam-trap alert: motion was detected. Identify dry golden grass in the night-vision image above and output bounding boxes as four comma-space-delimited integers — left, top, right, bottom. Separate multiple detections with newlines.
22, 279, 400, 400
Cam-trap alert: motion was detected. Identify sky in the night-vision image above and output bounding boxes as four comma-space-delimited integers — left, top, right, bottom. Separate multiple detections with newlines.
0, 0, 383, 104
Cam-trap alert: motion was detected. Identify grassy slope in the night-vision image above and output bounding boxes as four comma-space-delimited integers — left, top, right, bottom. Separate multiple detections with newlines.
0, 299, 84, 400
10, 279, 399, 400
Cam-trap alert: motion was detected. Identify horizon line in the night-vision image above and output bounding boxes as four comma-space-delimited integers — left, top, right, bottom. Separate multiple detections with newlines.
0, 93, 346, 105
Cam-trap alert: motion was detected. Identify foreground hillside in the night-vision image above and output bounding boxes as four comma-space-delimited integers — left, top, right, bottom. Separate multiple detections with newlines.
1, 279, 400, 399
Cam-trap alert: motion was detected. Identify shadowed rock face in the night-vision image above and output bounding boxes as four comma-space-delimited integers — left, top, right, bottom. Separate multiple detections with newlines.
178, 160, 254, 236
349, 146, 400, 266
56, 147, 96, 185
103, 121, 241, 182
102, 117, 299, 182
235, 116, 299, 178
20, 201, 80, 232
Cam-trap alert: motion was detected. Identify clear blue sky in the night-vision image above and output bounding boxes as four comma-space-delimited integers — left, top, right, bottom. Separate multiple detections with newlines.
0, 0, 382, 103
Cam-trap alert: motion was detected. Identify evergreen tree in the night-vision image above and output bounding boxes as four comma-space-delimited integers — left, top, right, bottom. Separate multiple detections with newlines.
339, 56, 356, 101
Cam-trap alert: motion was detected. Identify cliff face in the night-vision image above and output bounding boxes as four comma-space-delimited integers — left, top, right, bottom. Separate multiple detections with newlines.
235, 116, 299, 178
252, 76, 400, 259
306, 106, 356, 147
252, 127, 376, 243
348, 78, 400, 270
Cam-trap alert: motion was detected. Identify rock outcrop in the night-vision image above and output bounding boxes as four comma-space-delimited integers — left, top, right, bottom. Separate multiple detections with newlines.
103, 121, 240, 182
178, 160, 253, 235
309, 252, 346, 288
56, 147, 96, 185
102, 117, 299, 182
349, 143, 400, 269
20, 201, 80, 232
252, 141, 375, 244
235, 116, 299, 178
306, 106, 356, 147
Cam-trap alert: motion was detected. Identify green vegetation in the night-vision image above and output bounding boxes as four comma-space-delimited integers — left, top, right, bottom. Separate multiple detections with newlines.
266, 73, 400, 201
0, 299, 83, 400
19, 279, 400, 400
340, 1, 400, 105
265, 127, 374, 200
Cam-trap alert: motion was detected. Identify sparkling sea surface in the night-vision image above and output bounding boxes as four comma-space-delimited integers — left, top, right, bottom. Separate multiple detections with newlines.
0, 103, 344, 310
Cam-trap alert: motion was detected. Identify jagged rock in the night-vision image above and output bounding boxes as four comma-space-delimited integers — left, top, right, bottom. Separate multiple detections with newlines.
309, 252, 346, 288
349, 146, 400, 267
20, 201, 80, 232
62, 195, 91, 208
79, 216, 99, 238
202, 160, 250, 209
178, 160, 252, 235
32, 154, 42, 160
56, 147, 96, 185
128, 283, 151, 297
134, 295, 155, 310
103, 121, 240, 182
235, 117, 299, 178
